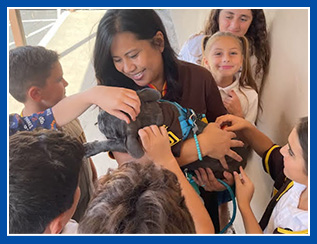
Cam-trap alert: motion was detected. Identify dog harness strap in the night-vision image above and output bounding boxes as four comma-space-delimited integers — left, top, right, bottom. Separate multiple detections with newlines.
160, 100, 203, 140
160, 100, 203, 161
184, 168, 200, 195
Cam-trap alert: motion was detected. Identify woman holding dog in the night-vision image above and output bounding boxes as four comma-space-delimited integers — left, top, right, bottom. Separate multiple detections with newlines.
93, 9, 243, 232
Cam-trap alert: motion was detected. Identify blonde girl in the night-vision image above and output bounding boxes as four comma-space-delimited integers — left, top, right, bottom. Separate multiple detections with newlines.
198, 32, 258, 231
202, 31, 258, 124
179, 9, 270, 93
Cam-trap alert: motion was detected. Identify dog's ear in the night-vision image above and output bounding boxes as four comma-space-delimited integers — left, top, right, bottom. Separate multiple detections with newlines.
137, 88, 161, 102
126, 134, 145, 159
84, 139, 127, 158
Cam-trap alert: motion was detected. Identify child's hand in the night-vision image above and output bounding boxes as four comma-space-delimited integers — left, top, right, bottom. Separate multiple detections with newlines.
138, 125, 175, 168
192, 168, 234, 192
223, 90, 244, 118
94, 86, 141, 124
234, 166, 254, 211
216, 114, 251, 132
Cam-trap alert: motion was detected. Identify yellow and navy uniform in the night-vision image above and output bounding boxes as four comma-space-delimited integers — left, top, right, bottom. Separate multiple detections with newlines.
259, 145, 308, 234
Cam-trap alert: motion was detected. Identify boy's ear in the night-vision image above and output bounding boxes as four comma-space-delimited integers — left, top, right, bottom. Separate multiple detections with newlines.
28, 86, 42, 102
45, 215, 64, 234
43, 187, 80, 234
153, 31, 165, 52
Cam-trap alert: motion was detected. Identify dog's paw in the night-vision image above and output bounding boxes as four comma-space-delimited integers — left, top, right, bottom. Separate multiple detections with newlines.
83, 142, 99, 158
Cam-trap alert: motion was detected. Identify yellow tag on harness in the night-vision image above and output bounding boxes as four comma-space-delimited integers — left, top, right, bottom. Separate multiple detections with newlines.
163, 125, 181, 146
200, 117, 208, 124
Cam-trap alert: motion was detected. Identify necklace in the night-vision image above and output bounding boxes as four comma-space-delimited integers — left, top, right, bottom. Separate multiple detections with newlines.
147, 81, 167, 97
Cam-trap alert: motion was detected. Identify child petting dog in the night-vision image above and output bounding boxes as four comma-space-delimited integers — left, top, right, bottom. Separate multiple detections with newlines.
9, 46, 141, 222
78, 125, 214, 234
9, 128, 214, 234
213, 115, 307, 234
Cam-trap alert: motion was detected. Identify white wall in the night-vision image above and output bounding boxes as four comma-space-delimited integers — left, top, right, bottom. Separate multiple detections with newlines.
260, 9, 308, 142
170, 8, 309, 234
243, 9, 309, 233
170, 9, 210, 49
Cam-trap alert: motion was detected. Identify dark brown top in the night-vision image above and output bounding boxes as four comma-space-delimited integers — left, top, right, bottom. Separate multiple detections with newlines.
177, 61, 227, 122
160, 61, 227, 157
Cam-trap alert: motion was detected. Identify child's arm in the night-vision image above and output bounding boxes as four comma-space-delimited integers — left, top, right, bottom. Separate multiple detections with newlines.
138, 125, 214, 234
216, 114, 274, 157
234, 167, 263, 234
53, 86, 141, 126
176, 122, 244, 168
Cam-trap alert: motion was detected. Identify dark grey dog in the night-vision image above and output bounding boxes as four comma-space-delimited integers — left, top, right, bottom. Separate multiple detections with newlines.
84, 88, 247, 179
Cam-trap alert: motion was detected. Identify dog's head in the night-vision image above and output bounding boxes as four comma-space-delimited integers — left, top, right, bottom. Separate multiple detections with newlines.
92, 88, 164, 158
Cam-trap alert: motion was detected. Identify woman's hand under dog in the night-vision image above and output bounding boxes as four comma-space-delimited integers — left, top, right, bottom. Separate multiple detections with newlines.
192, 167, 234, 192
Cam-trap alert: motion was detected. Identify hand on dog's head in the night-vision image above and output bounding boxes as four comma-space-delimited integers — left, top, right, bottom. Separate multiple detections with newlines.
85, 88, 163, 158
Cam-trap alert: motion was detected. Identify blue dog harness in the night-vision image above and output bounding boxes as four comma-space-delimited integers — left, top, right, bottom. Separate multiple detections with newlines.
159, 99, 206, 140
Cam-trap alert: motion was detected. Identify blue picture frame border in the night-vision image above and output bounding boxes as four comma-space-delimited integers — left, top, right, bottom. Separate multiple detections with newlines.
2, 0, 314, 242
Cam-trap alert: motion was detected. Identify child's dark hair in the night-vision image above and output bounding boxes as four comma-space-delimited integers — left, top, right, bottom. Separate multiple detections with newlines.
296, 116, 308, 174
9, 45, 59, 102
9, 129, 84, 233
78, 162, 195, 234
94, 9, 182, 102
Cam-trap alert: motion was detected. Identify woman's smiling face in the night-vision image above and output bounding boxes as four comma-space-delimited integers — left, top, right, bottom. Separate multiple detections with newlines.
111, 31, 165, 87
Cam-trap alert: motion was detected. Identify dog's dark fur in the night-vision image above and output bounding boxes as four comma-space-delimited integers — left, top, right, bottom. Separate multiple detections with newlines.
84, 88, 247, 179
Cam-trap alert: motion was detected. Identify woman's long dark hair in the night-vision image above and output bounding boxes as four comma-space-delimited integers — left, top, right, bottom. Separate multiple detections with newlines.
94, 9, 182, 101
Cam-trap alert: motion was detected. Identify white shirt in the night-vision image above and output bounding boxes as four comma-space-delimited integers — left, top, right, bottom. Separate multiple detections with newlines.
61, 219, 78, 234
264, 182, 308, 234
218, 78, 258, 124
179, 34, 204, 65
